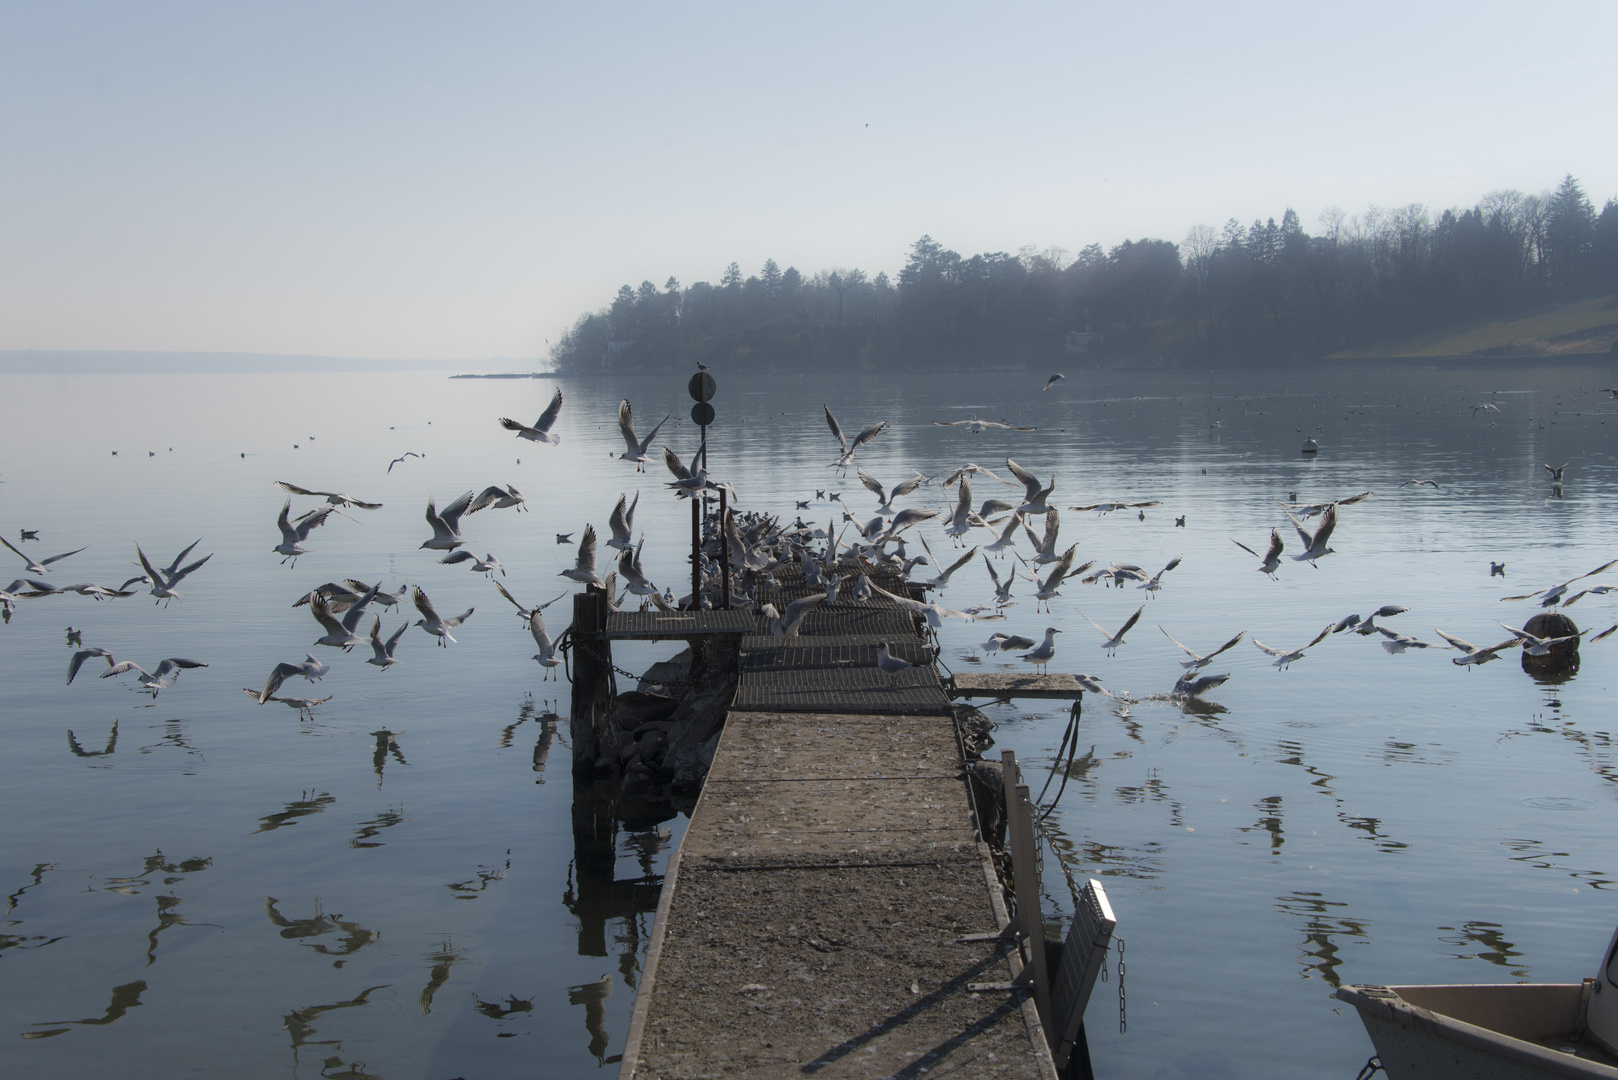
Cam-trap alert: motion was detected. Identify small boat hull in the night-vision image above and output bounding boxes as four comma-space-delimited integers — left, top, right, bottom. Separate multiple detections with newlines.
1337, 983, 1618, 1080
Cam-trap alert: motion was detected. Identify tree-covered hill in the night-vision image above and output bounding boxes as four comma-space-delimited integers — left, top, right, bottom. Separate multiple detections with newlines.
549, 175, 1618, 373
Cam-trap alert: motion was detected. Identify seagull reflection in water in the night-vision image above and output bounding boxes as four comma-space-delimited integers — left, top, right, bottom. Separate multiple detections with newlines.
67, 721, 118, 758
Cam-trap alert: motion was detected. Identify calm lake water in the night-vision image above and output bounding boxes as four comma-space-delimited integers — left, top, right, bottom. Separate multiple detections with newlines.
2, 363, 1616, 1079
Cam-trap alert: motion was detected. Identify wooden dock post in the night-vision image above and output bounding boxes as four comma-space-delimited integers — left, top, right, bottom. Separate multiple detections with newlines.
1003, 751, 1053, 1036
570, 585, 612, 778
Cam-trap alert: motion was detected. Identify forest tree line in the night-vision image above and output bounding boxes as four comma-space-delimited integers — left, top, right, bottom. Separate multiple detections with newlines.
548, 174, 1618, 372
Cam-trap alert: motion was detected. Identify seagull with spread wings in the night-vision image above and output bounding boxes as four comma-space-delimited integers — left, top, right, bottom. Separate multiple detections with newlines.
1232, 528, 1284, 578
559, 525, 603, 586
932, 418, 1037, 434
134, 543, 213, 606
412, 585, 473, 647
273, 481, 382, 510
1160, 627, 1246, 670
856, 468, 922, 516
1286, 502, 1338, 565
617, 399, 668, 472
823, 405, 886, 474
499, 386, 564, 444
1005, 459, 1056, 515
1253, 624, 1334, 670
1078, 605, 1145, 655
1434, 627, 1525, 668
420, 491, 475, 552
0, 534, 86, 576
101, 657, 208, 696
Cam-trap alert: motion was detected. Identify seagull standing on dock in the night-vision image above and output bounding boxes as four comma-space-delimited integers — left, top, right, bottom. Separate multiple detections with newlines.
1018, 627, 1061, 670
876, 642, 917, 687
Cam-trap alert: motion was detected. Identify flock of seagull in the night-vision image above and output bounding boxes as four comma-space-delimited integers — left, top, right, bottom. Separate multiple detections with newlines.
15, 378, 1615, 723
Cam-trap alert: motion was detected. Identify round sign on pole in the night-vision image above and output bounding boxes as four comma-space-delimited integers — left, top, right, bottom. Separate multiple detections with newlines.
690, 401, 715, 426
688, 372, 716, 402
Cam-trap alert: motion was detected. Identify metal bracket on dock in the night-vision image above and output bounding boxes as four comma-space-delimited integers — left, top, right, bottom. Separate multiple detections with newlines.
967, 968, 1035, 994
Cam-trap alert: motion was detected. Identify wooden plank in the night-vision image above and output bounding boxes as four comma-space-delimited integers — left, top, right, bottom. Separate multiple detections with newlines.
950, 673, 1093, 700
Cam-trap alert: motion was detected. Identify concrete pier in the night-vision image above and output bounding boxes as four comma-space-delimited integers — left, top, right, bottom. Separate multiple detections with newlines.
614, 583, 1058, 1079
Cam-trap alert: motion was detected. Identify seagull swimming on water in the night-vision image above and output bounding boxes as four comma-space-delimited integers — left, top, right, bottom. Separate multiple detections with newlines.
499, 387, 564, 444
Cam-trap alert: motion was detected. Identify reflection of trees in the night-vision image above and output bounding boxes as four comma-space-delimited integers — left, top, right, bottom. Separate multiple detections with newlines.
264, 898, 380, 967
256, 791, 336, 833
67, 721, 118, 758
282, 983, 389, 1077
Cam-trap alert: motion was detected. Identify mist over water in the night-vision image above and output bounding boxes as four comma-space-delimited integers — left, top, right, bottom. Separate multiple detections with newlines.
2, 363, 1615, 1078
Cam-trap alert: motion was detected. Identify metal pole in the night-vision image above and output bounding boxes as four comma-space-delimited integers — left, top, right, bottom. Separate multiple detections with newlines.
690, 496, 700, 610
719, 489, 731, 610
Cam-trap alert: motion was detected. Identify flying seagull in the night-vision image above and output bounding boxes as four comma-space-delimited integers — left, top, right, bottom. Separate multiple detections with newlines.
1253, 625, 1334, 670
1232, 529, 1284, 578
1078, 606, 1144, 655
0, 534, 86, 576
412, 585, 473, 646
1160, 627, 1246, 670
273, 481, 382, 510
1042, 373, 1065, 392
823, 405, 886, 474
617, 399, 668, 472
499, 387, 564, 444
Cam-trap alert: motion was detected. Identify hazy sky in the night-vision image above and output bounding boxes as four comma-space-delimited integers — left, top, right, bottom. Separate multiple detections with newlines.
3, 1, 1615, 360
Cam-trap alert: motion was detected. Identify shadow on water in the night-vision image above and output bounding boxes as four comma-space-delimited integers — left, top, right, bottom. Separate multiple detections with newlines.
264, 898, 381, 967
561, 768, 680, 1064
66, 720, 118, 758
283, 983, 390, 1078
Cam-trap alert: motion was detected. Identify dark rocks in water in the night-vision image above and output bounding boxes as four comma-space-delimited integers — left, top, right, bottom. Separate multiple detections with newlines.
613, 691, 677, 731
954, 703, 995, 760
1521, 611, 1580, 681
